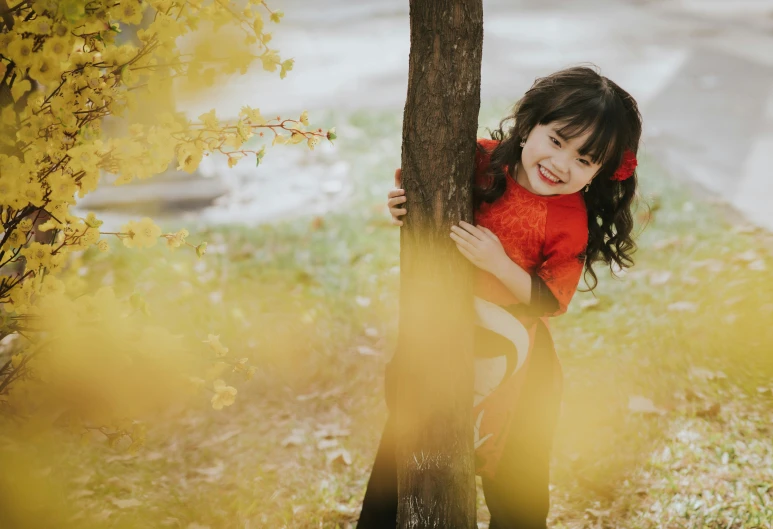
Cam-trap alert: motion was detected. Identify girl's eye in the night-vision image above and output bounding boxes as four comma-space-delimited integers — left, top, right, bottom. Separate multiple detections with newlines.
578, 159, 590, 166
550, 137, 561, 147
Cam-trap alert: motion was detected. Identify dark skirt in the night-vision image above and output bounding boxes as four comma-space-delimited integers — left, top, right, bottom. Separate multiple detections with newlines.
357, 302, 562, 528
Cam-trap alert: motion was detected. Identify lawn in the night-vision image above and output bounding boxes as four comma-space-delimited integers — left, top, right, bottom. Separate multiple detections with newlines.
23, 105, 773, 528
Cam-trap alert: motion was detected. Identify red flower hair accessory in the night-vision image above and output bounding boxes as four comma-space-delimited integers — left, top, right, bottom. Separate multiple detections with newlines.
612, 150, 637, 181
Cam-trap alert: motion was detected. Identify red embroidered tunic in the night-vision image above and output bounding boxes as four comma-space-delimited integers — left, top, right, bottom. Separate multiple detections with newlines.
472, 138, 588, 314
470, 138, 588, 480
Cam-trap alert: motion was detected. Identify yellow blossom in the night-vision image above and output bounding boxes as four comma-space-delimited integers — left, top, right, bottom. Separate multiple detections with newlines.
299, 110, 309, 126
176, 143, 203, 173
48, 173, 78, 204
236, 119, 252, 141
1, 229, 27, 252
211, 379, 237, 410
11, 354, 23, 369
79, 227, 100, 247
167, 228, 189, 250
121, 217, 161, 249
42, 36, 72, 60
97, 239, 110, 252
280, 58, 294, 79
40, 275, 66, 296
11, 79, 32, 103
22, 242, 54, 270
198, 109, 218, 129
46, 252, 67, 274
85, 212, 103, 228
260, 49, 281, 72
112, 0, 145, 24
227, 154, 244, 168
29, 54, 60, 85
203, 334, 229, 358
7, 38, 34, 67
252, 12, 264, 34
18, 219, 33, 233
233, 357, 249, 373
240, 105, 265, 125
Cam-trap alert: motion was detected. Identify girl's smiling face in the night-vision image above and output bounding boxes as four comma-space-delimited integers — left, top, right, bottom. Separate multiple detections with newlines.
515, 122, 602, 196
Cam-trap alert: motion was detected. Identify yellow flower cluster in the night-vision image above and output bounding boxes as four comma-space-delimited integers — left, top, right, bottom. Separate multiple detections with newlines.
0, 0, 328, 424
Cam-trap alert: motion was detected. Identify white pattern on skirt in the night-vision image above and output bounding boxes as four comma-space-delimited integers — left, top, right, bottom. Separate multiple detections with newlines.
472, 296, 531, 450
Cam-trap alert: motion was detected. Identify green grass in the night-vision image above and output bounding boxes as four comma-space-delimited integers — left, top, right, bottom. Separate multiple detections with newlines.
33, 105, 773, 528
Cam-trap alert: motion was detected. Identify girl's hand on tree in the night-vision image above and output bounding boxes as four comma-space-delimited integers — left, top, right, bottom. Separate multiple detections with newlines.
388, 168, 407, 226
450, 221, 510, 276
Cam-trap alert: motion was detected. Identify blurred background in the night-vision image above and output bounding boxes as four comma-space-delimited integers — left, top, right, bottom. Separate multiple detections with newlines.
6, 1, 772, 528
80, 0, 773, 231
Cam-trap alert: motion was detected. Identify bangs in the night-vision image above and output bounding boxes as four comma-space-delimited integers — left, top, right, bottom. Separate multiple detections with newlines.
540, 94, 628, 166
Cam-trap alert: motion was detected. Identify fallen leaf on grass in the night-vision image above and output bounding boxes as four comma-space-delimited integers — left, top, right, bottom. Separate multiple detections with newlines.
579, 298, 601, 311
748, 260, 767, 271
684, 389, 703, 402
110, 498, 142, 509
314, 426, 351, 439
668, 301, 698, 312
193, 461, 225, 482
326, 448, 352, 466
734, 250, 759, 263
198, 429, 242, 448
281, 430, 305, 448
357, 345, 378, 356
334, 503, 358, 514
689, 367, 728, 382
585, 508, 611, 519
732, 224, 759, 234
696, 402, 721, 419
70, 489, 95, 499
628, 395, 666, 415
652, 237, 680, 251
649, 271, 672, 286
756, 387, 772, 396
105, 454, 135, 463
723, 314, 738, 325
690, 259, 724, 274
317, 438, 339, 450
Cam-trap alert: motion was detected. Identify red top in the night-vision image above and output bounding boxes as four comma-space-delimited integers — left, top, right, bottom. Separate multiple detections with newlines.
472, 138, 588, 316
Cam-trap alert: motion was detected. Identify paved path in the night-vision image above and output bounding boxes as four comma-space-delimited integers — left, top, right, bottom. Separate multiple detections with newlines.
84, 0, 773, 230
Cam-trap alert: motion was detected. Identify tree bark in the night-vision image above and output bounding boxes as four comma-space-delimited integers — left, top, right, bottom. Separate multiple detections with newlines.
396, 1, 483, 528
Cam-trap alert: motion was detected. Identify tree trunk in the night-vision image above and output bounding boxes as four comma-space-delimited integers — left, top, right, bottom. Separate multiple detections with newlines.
396, 1, 483, 528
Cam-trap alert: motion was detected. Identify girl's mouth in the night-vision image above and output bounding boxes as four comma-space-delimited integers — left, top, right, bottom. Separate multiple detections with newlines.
538, 164, 562, 185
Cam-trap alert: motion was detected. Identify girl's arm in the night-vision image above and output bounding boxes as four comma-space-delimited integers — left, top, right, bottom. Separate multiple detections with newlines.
451, 221, 531, 305
450, 221, 564, 313
490, 256, 532, 306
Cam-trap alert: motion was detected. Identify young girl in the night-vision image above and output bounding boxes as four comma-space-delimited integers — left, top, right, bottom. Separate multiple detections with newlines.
358, 66, 642, 528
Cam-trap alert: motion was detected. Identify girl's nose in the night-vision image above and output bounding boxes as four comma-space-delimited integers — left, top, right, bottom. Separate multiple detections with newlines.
552, 157, 569, 176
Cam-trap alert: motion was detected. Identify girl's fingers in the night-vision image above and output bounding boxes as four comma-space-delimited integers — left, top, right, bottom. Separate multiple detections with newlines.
450, 231, 476, 254
458, 221, 486, 240
455, 243, 476, 264
387, 196, 407, 207
480, 226, 499, 240
390, 208, 407, 217
388, 188, 405, 198
394, 168, 402, 187
391, 218, 403, 226
450, 225, 480, 244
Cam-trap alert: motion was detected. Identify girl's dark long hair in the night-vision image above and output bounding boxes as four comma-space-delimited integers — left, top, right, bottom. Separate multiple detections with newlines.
475, 65, 643, 291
